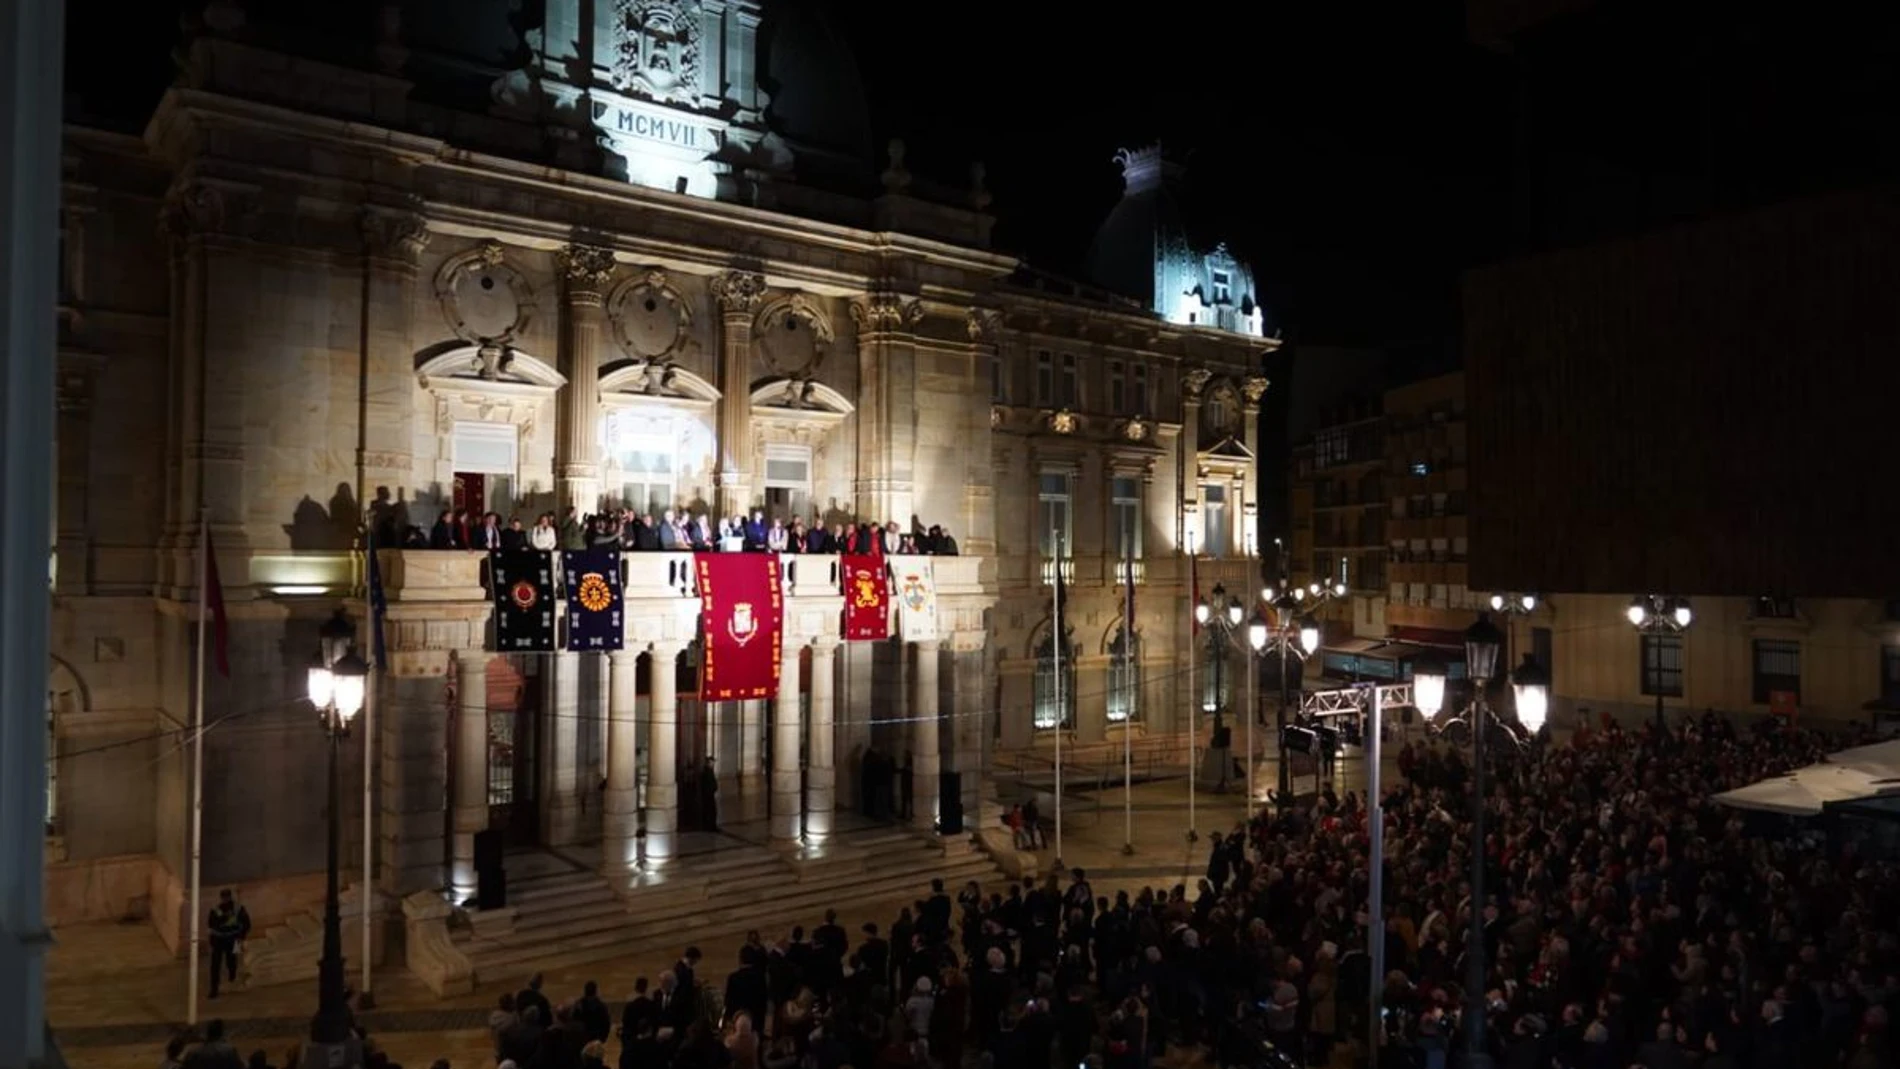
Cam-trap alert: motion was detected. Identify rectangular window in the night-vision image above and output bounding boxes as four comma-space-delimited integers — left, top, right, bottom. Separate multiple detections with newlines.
1109, 360, 1125, 415
1111, 477, 1142, 560
1035, 350, 1054, 406
990, 350, 1006, 403
1202, 483, 1230, 557
1131, 364, 1149, 415
1640, 634, 1683, 697
1211, 270, 1231, 304
1753, 639, 1801, 704
1058, 354, 1079, 408
763, 445, 812, 522
1038, 471, 1073, 560
1884, 646, 1900, 706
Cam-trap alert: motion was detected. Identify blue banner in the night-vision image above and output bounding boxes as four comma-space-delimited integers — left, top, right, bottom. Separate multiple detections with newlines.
562, 548, 624, 651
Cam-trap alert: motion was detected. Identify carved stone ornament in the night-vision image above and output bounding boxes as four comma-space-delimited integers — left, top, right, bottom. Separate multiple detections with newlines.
990, 405, 1005, 429
1242, 374, 1271, 405
434, 240, 539, 350
611, 0, 704, 106
557, 243, 617, 291
849, 293, 925, 334
359, 204, 431, 262
1048, 409, 1078, 436
607, 268, 694, 361
1181, 367, 1214, 403
966, 307, 1003, 342
755, 292, 834, 378
1122, 418, 1150, 442
158, 181, 258, 243
709, 270, 767, 314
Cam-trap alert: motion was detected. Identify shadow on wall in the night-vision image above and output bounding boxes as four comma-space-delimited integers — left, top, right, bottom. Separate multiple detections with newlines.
368, 485, 416, 546
283, 483, 361, 550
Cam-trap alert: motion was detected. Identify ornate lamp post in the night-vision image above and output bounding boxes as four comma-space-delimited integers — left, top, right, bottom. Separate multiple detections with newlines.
1193, 583, 1245, 735
1627, 594, 1693, 734
304, 611, 368, 1069
1260, 582, 1332, 804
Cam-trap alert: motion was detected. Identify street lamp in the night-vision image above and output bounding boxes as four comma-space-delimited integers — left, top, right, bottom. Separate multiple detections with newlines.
1510, 654, 1550, 736
1627, 594, 1693, 733
1414, 612, 1512, 1069
1246, 614, 1268, 804
305, 610, 367, 1069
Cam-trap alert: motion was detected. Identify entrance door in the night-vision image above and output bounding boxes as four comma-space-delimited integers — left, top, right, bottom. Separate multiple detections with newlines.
454, 472, 487, 516
486, 656, 540, 845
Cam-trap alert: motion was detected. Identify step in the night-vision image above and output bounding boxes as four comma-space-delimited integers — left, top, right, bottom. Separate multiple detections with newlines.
285, 913, 321, 939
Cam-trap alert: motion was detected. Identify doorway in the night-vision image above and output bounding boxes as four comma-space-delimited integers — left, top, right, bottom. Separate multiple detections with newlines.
453, 472, 486, 516
486, 655, 541, 845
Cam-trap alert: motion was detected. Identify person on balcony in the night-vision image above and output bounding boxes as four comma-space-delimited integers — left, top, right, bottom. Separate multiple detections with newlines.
530, 512, 558, 551
766, 518, 788, 553
658, 509, 684, 550
743, 510, 768, 551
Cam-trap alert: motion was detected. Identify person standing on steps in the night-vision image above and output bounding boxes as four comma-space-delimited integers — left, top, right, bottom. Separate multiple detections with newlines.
899, 750, 915, 821
206, 888, 250, 999
698, 757, 720, 832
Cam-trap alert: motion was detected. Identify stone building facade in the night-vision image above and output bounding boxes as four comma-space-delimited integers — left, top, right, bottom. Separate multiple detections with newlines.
46, 0, 1272, 963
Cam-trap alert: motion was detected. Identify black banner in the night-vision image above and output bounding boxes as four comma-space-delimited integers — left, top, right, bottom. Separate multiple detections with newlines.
563, 547, 624, 651
491, 550, 555, 652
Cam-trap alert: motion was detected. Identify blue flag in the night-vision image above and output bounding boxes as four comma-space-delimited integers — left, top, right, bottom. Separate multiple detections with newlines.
562, 547, 624, 651
365, 528, 388, 667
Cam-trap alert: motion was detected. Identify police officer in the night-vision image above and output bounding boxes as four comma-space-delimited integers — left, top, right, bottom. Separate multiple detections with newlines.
207, 888, 250, 998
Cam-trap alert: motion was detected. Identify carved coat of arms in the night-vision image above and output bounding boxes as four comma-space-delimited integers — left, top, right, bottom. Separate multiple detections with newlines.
612, 0, 703, 105
728, 601, 758, 645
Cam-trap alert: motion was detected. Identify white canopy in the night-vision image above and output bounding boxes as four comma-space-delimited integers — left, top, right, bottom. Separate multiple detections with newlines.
1711, 739, 1900, 817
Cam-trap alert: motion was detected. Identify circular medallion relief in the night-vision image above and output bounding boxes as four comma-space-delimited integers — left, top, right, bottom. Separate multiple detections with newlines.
607, 269, 692, 361
753, 294, 833, 378
435, 241, 538, 349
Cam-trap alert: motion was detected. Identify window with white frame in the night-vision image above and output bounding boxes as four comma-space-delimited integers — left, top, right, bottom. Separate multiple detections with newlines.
1033, 628, 1077, 730
1107, 624, 1141, 723
1058, 354, 1079, 408
454, 420, 521, 515
990, 350, 1006, 403
1131, 364, 1149, 415
1035, 350, 1054, 405
763, 444, 812, 521
604, 415, 676, 514
1109, 360, 1125, 415
1201, 483, 1230, 557
1211, 270, 1232, 304
1111, 476, 1143, 561
1039, 471, 1073, 560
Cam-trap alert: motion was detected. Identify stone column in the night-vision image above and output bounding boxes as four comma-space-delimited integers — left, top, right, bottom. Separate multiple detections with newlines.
850, 293, 925, 525
739, 700, 763, 781
1180, 369, 1211, 550
912, 639, 942, 830
556, 244, 614, 515
646, 642, 683, 862
806, 638, 838, 838
709, 270, 766, 518
770, 644, 803, 843
358, 204, 429, 521
451, 652, 492, 903
541, 653, 582, 846
602, 648, 641, 874
962, 308, 1003, 557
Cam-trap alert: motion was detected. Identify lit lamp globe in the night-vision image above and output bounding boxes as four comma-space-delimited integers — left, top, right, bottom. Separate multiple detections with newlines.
1412, 654, 1448, 721
1297, 614, 1321, 656
1247, 616, 1269, 652
1519, 593, 1537, 613
1626, 597, 1650, 627
1332, 581, 1347, 597
306, 659, 335, 712
1464, 612, 1504, 684
1511, 653, 1550, 735
330, 651, 369, 726
1226, 596, 1244, 627
1489, 593, 1506, 612
1671, 599, 1693, 628
1195, 600, 1211, 626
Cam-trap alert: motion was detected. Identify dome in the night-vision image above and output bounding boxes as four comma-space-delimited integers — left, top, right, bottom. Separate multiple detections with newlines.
758, 1, 875, 185
1083, 146, 1189, 308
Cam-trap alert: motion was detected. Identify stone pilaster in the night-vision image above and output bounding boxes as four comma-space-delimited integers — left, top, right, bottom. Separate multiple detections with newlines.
962, 308, 1003, 556
540, 652, 583, 846
358, 203, 429, 514
911, 639, 942, 830
450, 652, 491, 903
557, 244, 615, 515
1180, 368, 1212, 552
378, 664, 453, 898
602, 649, 641, 875
850, 292, 925, 525
54, 358, 102, 595
646, 642, 683, 862
806, 638, 838, 838
739, 699, 763, 782
1241, 374, 1269, 555
709, 270, 765, 518
769, 645, 802, 843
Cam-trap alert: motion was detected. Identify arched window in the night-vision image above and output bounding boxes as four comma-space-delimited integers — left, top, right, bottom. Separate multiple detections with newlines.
1033, 627, 1077, 731
1108, 625, 1142, 723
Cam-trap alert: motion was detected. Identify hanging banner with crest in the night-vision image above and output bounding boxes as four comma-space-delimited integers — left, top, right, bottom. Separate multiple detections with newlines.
842, 553, 890, 641
694, 553, 783, 700
893, 557, 939, 641
491, 550, 556, 652
562, 547, 624, 651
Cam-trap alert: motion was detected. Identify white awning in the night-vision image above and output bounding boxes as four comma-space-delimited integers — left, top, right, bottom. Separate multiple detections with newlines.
1711, 739, 1900, 817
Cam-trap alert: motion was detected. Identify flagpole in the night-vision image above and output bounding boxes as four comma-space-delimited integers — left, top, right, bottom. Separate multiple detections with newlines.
360, 533, 376, 1008
187, 508, 208, 1026
1186, 532, 1197, 844
1052, 567, 1063, 868
1121, 544, 1134, 856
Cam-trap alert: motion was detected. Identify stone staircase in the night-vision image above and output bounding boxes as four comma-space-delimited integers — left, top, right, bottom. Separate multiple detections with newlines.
451, 822, 1010, 985
239, 884, 385, 988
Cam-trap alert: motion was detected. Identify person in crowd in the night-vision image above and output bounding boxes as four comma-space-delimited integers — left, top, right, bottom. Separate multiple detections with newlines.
530, 512, 558, 550
206, 889, 250, 999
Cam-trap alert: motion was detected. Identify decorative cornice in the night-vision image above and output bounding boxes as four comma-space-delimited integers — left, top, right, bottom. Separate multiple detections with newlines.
558, 243, 617, 292
158, 180, 258, 244
965, 306, 1003, 343
1241, 375, 1270, 406
710, 270, 767, 314
850, 292, 924, 334
1182, 368, 1213, 402
359, 204, 431, 263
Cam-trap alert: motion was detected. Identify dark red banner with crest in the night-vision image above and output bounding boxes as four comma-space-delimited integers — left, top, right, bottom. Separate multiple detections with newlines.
695, 553, 782, 700
842, 553, 890, 641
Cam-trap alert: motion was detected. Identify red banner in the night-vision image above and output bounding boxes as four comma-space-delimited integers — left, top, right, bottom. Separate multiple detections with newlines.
842, 554, 890, 641
695, 553, 783, 700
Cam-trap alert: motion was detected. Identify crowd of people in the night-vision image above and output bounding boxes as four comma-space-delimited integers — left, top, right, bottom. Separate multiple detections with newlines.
154, 710, 1898, 1069
411, 506, 959, 558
